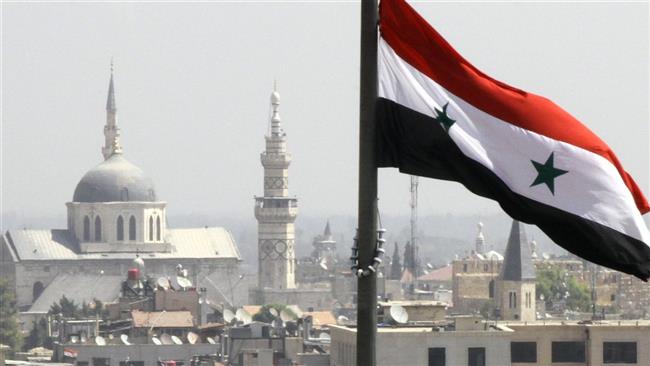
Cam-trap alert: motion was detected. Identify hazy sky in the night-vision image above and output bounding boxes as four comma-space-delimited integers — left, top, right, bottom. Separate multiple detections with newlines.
2, 1, 648, 222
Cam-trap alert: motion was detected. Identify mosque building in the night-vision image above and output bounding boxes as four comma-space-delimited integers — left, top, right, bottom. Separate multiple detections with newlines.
0, 67, 242, 311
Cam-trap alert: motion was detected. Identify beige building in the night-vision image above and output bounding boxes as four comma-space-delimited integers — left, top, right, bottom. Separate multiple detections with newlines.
330, 320, 650, 366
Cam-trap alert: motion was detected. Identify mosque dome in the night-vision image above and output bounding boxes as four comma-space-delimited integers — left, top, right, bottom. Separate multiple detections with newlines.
73, 154, 157, 203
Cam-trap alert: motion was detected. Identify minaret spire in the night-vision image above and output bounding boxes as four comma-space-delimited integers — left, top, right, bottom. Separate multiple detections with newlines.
102, 60, 121, 160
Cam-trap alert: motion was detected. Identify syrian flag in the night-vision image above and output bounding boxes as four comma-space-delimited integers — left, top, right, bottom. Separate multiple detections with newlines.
376, 0, 650, 280
64, 348, 79, 358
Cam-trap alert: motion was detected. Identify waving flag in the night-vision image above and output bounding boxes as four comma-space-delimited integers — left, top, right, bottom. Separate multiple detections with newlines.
376, 0, 650, 280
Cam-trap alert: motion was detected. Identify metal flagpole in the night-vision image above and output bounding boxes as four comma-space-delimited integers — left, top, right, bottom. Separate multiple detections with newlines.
357, 0, 378, 365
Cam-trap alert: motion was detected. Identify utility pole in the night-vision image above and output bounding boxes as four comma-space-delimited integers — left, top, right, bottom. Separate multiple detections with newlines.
357, 1, 378, 365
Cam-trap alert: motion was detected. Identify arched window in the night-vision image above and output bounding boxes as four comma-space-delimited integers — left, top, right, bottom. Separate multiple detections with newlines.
149, 216, 154, 241
94, 216, 102, 241
117, 216, 124, 241
83, 216, 90, 241
129, 216, 136, 241
33, 282, 44, 302
488, 280, 495, 299
156, 216, 161, 241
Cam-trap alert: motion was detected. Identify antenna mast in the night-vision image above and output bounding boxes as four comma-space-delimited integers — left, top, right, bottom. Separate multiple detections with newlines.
410, 175, 419, 292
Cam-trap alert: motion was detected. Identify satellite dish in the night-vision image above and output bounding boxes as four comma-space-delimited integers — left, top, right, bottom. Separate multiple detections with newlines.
70, 335, 79, 344
223, 308, 236, 323
319, 332, 331, 341
337, 315, 349, 324
187, 332, 199, 345
95, 336, 106, 346
280, 309, 296, 322
171, 335, 183, 345
160, 333, 173, 345
269, 307, 279, 317
120, 334, 131, 345
388, 305, 409, 324
157, 277, 170, 290
236, 309, 252, 325
151, 337, 162, 345
426, 263, 434, 270
319, 260, 328, 271
80, 333, 87, 343
108, 334, 114, 340
176, 276, 192, 290
206, 337, 216, 345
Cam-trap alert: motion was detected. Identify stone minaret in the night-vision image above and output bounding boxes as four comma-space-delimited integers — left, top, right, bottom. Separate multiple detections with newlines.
254, 87, 298, 290
497, 220, 536, 322
102, 61, 121, 160
475, 221, 486, 255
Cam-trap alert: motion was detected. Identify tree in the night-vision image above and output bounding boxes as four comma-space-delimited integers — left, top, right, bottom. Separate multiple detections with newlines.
389, 242, 402, 280
0, 278, 22, 354
536, 266, 591, 312
24, 318, 51, 351
403, 241, 413, 275
49, 295, 81, 319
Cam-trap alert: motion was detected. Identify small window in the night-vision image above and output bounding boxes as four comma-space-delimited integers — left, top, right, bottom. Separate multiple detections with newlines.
83, 216, 90, 241
488, 280, 495, 299
511, 342, 536, 363
92, 358, 110, 366
468, 347, 485, 366
603, 342, 636, 364
552, 341, 585, 363
428, 347, 445, 366
129, 216, 136, 241
463, 263, 468, 272
149, 216, 154, 241
94, 216, 102, 241
117, 216, 124, 241
156, 216, 161, 241
119, 362, 144, 366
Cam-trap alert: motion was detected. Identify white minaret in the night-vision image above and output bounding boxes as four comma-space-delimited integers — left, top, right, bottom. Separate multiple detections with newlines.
475, 221, 486, 254
254, 86, 298, 290
102, 60, 121, 160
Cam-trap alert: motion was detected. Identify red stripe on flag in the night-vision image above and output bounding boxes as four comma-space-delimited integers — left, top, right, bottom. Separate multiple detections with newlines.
379, 0, 649, 214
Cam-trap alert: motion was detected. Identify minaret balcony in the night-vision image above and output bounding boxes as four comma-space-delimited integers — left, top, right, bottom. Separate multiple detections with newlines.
261, 152, 291, 168
254, 197, 298, 222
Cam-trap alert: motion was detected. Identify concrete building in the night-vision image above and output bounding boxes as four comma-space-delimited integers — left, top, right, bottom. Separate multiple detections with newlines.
496, 220, 536, 322
0, 67, 242, 311
330, 319, 650, 366
451, 223, 503, 313
330, 319, 513, 366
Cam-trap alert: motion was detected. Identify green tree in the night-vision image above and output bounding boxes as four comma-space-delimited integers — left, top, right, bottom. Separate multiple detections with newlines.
389, 242, 402, 280
48, 295, 81, 319
0, 278, 22, 354
536, 266, 591, 312
23, 318, 50, 351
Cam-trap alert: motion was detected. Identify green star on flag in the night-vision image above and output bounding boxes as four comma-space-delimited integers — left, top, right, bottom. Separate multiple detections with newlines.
530, 152, 568, 195
433, 102, 455, 131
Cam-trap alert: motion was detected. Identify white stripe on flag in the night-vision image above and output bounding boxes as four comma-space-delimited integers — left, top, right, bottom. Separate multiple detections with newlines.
379, 38, 650, 244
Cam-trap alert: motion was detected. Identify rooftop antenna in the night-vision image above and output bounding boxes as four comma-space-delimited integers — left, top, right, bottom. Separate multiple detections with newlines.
409, 175, 419, 293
